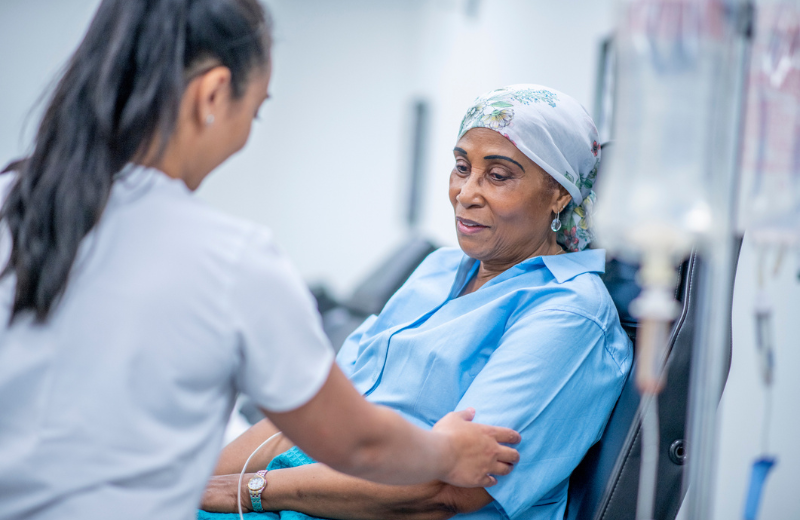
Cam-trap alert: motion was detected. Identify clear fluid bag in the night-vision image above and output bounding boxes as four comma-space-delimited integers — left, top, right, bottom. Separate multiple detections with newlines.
593, 7, 744, 517
738, 1, 800, 244
596, 0, 732, 260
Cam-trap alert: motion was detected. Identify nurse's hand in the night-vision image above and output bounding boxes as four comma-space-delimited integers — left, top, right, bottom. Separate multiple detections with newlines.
432, 407, 521, 488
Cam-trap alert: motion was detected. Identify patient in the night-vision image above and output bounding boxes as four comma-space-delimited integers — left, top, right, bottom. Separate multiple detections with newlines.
200, 85, 632, 520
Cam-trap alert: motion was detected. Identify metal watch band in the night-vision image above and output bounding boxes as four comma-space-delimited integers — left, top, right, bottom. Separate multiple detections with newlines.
248, 469, 268, 513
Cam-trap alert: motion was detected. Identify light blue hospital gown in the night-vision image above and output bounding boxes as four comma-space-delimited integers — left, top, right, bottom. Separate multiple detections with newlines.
340, 247, 632, 520
202, 247, 632, 520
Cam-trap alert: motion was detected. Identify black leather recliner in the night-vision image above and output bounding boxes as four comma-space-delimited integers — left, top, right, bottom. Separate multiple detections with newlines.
565, 240, 742, 520
313, 236, 437, 352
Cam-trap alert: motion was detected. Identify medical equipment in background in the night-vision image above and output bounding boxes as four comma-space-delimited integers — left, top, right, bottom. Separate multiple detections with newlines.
743, 248, 778, 520
739, 1, 800, 243
313, 98, 436, 352
595, 1, 753, 519
736, 1, 800, 517
407, 100, 430, 231
593, 37, 617, 145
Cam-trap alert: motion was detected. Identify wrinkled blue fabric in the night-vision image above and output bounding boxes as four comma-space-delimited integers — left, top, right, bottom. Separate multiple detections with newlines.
337, 248, 632, 519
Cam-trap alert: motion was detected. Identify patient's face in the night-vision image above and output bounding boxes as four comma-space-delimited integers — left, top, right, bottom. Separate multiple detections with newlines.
450, 128, 560, 265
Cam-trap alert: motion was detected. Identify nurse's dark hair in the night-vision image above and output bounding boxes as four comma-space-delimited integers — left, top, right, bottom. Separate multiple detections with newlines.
1, 0, 271, 323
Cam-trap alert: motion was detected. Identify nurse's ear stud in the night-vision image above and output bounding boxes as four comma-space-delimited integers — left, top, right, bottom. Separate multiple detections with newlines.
205, 114, 215, 126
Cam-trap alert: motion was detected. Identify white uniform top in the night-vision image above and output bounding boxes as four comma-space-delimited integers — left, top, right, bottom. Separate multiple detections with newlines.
0, 166, 335, 519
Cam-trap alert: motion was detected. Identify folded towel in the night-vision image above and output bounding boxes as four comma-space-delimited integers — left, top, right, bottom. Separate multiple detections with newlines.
198, 446, 323, 520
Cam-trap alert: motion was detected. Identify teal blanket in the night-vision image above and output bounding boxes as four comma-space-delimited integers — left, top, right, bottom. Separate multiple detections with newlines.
198, 447, 324, 520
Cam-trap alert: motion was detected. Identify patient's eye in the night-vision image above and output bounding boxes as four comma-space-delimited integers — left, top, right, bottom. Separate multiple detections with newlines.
489, 170, 510, 182
454, 160, 469, 175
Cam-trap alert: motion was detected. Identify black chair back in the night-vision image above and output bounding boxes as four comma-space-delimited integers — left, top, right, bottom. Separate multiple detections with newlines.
566, 239, 741, 520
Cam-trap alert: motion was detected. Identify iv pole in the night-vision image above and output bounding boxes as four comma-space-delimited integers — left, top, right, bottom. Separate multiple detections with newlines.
683, 2, 753, 519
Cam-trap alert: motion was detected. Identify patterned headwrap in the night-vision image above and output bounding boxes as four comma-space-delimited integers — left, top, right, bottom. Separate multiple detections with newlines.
457, 84, 600, 252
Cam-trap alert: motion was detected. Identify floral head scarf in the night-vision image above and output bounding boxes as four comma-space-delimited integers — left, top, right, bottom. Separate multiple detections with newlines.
457, 84, 600, 252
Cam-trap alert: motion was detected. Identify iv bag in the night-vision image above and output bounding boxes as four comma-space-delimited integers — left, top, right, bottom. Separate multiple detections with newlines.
738, 1, 800, 243
596, 0, 731, 259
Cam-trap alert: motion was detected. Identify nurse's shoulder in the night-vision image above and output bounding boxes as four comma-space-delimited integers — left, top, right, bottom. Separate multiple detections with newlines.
106, 165, 286, 271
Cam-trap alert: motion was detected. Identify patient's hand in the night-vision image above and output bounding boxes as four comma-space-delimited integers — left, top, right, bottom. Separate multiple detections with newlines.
200, 474, 252, 513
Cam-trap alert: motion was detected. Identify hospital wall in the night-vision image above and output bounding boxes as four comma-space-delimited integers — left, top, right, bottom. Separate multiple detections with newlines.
0, 1, 797, 518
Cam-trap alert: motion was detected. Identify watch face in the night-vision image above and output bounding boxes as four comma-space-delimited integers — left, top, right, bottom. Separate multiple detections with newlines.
248, 477, 265, 491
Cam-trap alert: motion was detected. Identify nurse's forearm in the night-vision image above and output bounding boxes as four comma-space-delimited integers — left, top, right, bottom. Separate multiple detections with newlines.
258, 464, 492, 520
263, 364, 520, 487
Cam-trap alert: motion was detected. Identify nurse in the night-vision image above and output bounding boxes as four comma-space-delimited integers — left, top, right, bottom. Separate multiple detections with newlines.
0, 1, 520, 519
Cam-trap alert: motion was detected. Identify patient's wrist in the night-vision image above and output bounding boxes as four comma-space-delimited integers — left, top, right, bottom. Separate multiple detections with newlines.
240, 475, 255, 512
257, 470, 299, 513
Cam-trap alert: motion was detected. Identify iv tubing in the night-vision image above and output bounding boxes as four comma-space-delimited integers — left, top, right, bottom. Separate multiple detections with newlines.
238, 431, 282, 520
629, 255, 675, 520
637, 393, 660, 520
761, 386, 772, 455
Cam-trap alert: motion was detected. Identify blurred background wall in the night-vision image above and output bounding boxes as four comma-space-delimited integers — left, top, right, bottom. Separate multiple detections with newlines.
0, 0, 797, 518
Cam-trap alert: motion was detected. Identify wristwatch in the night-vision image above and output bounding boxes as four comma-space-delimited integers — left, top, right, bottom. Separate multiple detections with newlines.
247, 469, 268, 512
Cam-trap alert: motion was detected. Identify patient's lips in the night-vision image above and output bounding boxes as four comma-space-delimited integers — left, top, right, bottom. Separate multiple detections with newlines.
456, 217, 489, 235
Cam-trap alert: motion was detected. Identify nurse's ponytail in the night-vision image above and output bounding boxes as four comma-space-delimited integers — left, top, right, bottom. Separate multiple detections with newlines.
1, 0, 271, 323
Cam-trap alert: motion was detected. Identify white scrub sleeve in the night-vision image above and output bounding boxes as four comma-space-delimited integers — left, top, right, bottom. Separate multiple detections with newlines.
229, 227, 335, 413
